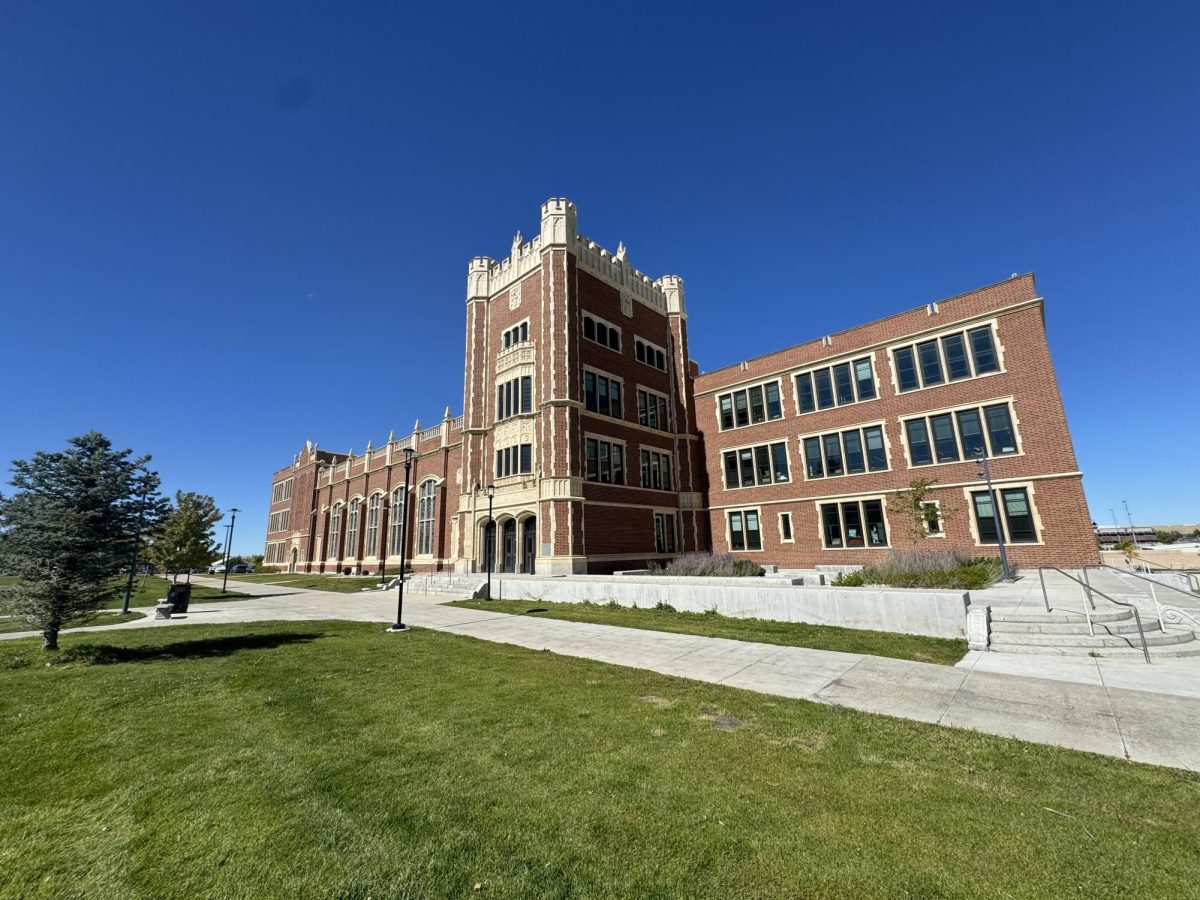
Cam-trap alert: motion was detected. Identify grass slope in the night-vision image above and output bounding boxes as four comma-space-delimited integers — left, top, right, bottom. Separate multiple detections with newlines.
1, 622, 1197, 898
451, 599, 966, 665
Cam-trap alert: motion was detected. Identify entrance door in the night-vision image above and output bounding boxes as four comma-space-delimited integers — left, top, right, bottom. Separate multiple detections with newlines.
522, 517, 537, 573
289, 549, 298, 574
502, 520, 517, 573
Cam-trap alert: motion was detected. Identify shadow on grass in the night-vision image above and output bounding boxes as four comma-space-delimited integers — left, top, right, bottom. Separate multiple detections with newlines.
56, 631, 324, 667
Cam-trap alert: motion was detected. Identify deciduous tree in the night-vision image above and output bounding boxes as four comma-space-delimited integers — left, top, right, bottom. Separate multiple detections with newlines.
145, 492, 223, 581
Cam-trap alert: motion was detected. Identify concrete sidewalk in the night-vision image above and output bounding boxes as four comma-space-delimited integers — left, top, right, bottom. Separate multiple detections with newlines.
4, 576, 1198, 770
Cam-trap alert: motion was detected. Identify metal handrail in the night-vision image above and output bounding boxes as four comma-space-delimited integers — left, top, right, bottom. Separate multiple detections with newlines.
1096, 565, 1200, 635
1040, 567, 1151, 664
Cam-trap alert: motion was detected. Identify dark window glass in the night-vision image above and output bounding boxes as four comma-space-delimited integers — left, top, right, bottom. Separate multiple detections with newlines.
823, 434, 844, 476
496, 449, 502, 478
739, 448, 755, 487
924, 503, 941, 534
864, 426, 887, 471
586, 439, 598, 481
598, 441, 610, 483
611, 330, 622, 352
724, 451, 740, 489
906, 419, 932, 466
609, 381, 622, 418
612, 445, 624, 485
496, 386, 503, 420
1003, 489, 1036, 542
843, 430, 865, 473
734, 391, 749, 427
585, 371, 596, 412
931, 414, 960, 462
765, 382, 782, 419
654, 349, 664, 369
503, 331, 511, 349
894, 347, 919, 392
640, 450, 650, 486
719, 395, 734, 430
943, 333, 970, 380
595, 322, 608, 347
821, 504, 843, 547
796, 373, 816, 413
729, 512, 745, 551
662, 456, 672, 491
833, 363, 854, 405
597, 377, 609, 416
854, 358, 876, 400
520, 444, 532, 474
771, 442, 789, 482
583, 317, 595, 341
917, 340, 944, 386
984, 404, 1017, 455
956, 409, 985, 458
754, 445, 771, 485
814, 369, 834, 409
744, 511, 762, 550
749, 386, 765, 424
842, 502, 864, 547
804, 437, 823, 478
970, 327, 998, 373
780, 513, 793, 541
654, 514, 666, 554
520, 322, 528, 342
972, 491, 1000, 543
650, 453, 661, 489
864, 500, 887, 547
520, 377, 532, 413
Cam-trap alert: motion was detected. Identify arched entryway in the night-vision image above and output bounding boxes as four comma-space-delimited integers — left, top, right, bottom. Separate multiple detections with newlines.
289, 548, 298, 574
501, 519, 517, 573
521, 516, 537, 574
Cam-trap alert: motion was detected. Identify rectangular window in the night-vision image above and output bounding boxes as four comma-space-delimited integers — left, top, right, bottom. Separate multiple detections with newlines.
923, 502, 942, 534
931, 413, 959, 462
804, 436, 823, 479
748, 385, 765, 424
585, 438, 625, 484
728, 510, 762, 550
906, 402, 1018, 466
520, 443, 532, 474
864, 500, 887, 547
779, 512, 793, 542
854, 358, 876, 400
730, 511, 745, 550
638, 389, 669, 431
598, 441, 610, 483
821, 504, 843, 548
744, 511, 762, 550
734, 391, 749, 427
719, 395, 734, 430
833, 363, 855, 405
842, 501, 864, 547
654, 513, 676, 554
635, 338, 667, 371
520, 377, 532, 413
583, 313, 621, 351
894, 346, 919, 392
641, 449, 672, 490
754, 445, 771, 484
1002, 488, 1036, 542
906, 419, 933, 466
917, 340, 944, 386
969, 326, 999, 373
724, 451, 739, 488
764, 382, 783, 419
586, 439, 598, 481
821, 499, 888, 549
942, 333, 970, 380
795, 373, 815, 413
739, 448, 755, 486
972, 491, 1000, 544
823, 433, 844, 476
771, 442, 790, 482
864, 426, 887, 471
984, 404, 1017, 455
584, 371, 622, 419
814, 369, 834, 409
843, 430, 865, 474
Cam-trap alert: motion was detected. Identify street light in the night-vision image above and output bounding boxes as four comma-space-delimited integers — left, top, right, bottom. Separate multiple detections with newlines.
221, 508, 240, 592
974, 450, 1013, 582
485, 484, 495, 601
389, 447, 416, 633
1123, 499, 1140, 551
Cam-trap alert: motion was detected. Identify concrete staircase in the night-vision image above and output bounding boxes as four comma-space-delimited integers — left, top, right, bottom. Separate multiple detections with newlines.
395, 575, 487, 599
989, 608, 1200, 658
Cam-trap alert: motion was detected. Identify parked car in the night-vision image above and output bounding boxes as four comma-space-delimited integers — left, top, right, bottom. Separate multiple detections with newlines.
207, 563, 225, 574
230, 563, 254, 574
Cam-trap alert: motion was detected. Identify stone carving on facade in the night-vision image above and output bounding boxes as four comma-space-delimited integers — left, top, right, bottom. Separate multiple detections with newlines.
509, 280, 522, 310
621, 294, 633, 317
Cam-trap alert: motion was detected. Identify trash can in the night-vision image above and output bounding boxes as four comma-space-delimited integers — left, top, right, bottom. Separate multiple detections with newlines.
167, 583, 192, 614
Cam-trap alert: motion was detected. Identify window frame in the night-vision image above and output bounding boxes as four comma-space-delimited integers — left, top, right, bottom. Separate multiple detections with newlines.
719, 439, 791, 489
584, 435, 627, 485
799, 422, 891, 481
582, 311, 622, 352
889, 320, 1004, 395
966, 484, 1042, 546
583, 368, 624, 420
817, 497, 891, 551
714, 378, 786, 432
634, 336, 668, 372
900, 399, 1022, 469
726, 508, 764, 552
792, 354, 880, 416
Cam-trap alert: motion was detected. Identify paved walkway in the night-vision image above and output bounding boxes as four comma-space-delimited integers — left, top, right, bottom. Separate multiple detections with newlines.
5, 576, 1199, 771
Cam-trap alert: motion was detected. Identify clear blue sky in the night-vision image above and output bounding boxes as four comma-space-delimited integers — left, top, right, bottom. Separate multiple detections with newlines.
2, 1, 1197, 553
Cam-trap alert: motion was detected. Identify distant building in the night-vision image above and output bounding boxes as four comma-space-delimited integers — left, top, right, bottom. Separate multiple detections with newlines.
264, 199, 1099, 574
1094, 526, 1158, 550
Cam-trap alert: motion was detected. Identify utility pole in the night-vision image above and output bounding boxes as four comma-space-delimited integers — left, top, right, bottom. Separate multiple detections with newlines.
221, 508, 240, 592
975, 449, 1013, 582
1123, 500, 1139, 551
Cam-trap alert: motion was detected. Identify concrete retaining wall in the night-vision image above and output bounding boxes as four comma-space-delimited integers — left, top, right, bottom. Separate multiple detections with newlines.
487, 575, 969, 639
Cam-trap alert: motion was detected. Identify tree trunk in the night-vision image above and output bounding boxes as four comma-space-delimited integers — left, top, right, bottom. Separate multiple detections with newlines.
42, 626, 59, 652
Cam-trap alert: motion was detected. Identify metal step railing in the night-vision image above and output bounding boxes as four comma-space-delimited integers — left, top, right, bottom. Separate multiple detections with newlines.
1038, 567, 1151, 664
1097, 565, 1200, 636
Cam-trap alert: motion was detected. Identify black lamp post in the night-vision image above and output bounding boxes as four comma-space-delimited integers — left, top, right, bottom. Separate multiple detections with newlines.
389, 447, 415, 632
973, 450, 1012, 582
485, 484, 495, 601
221, 508, 240, 592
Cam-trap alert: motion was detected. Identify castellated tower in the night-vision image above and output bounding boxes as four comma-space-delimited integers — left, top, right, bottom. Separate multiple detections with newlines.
456, 198, 705, 574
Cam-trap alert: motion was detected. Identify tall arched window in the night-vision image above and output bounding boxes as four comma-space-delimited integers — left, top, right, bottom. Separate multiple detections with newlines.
346, 498, 361, 558
365, 493, 381, 558
389, 488, 406, 556
417, 481, 436, 555
328, 504, 343, 560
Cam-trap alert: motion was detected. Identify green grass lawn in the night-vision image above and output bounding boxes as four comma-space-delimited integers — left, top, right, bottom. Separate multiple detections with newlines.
1, 622, 1197, 898
0, 576, 16, 587
225, 573, 384, 593
102, 577, 250, 609
0, 611, 145, 635
451, 598, 967, 665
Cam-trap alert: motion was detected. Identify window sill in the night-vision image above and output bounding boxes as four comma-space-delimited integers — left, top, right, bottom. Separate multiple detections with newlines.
895, 368, 1004, 397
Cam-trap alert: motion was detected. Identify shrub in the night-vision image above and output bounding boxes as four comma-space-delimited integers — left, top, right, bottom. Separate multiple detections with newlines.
833, 549, 1005, 590
654, 601, 677, 612
648, 552, 766, 578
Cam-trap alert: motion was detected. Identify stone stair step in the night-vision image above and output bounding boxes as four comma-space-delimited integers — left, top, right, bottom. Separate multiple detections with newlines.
990, 642, 1200, 659
990, 630, 1195, 649
990, 619, 1160, 636
989, 609, 1132, 625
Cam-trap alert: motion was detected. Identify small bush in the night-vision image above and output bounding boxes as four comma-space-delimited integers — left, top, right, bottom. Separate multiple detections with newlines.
649, 552, 766, 578
833, 550, 1005, 590
654, 601, 676, 612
